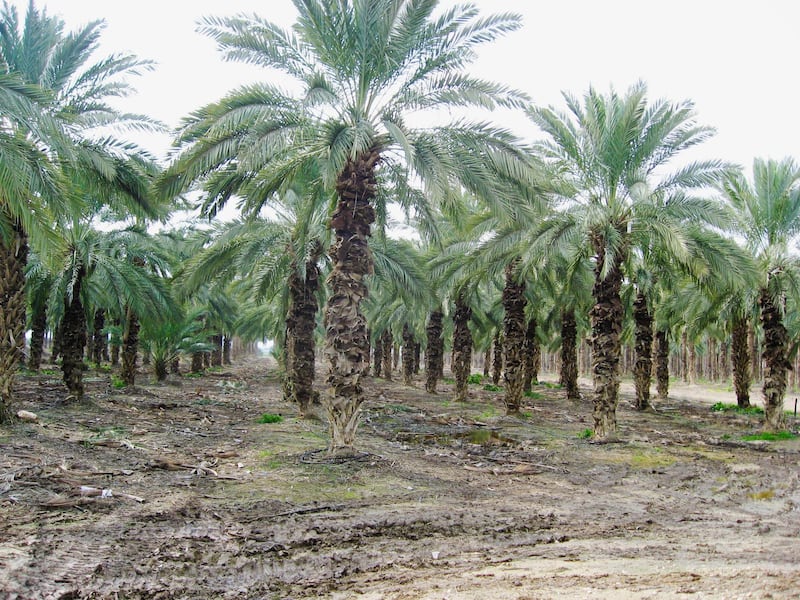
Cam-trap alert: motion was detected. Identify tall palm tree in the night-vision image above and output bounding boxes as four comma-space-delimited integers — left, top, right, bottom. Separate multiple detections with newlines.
162, 0, 534, 452
530, 82, 732, 438
721, 158, 800, 431
0, 3, 159, 420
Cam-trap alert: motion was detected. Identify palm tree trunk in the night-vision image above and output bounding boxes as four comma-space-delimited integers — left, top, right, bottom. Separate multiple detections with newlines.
590, 236, 624, 438
0, 227, 28, 423
191, 352, 204, 374
381, 329, 393, 381
170, 357, 180, 375
322, 151, 379, 453
91, 309, 106, 365
121, 306, 140, 386
61, 268, 87, 401
223, 336, 232, 365
633, 291, 653, 410
502, 262, 526, 414
27, 300, 47, 371
452, 293, 473, 402
210, 334, 223, 367
523, 316, 539, 392
655, 329, 670, 400
373, 333, 382, 377
402, 323, 414, 386
287, 258, 320, 417
760, 287, 789, 431
425, 309, 444, 393
731, 315, 751, 408
483, 347, 490, 378
560, 308, 580, 400
414, 342, 421, 374
491, 331, 503, 385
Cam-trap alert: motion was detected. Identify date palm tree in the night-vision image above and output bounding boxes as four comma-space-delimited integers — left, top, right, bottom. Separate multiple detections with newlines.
162, 0, 534, 452
530, 82, 733, 438
47, 223, 177, 399
0, 2, 159, 420
721, 158, 800, 431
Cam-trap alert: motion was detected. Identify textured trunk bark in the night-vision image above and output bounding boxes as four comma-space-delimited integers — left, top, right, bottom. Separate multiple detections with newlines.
749, 324, 760, 382
590, 234, 624, 439
425, 310, 444, 394
402, 323, 414, 386
560, 308, 580, 400
287, 257, 320, 417
483, 347, 490, 378
27, 300, 47, 371
154, 357, 168, 381
731, 315, 751, 408
0, 227, 28, 422
760, 287, 789, 431
191, 352, 204, 374
681, 330, 688, 382
381, 330, 393, 381
502, 262, 526, 414
413, 342, 421, 374
91, 309, 106, 365
633, 292, 653, 410
655, 329, 670, 400
523, 317, 540, 392
452, 294, 473, 402
491, 332, 503, 386
61, 268, 87, 401
121, 307, 140, 386
322, 151, 378, 453
210, 334, 223, 367
170, 357, 180, 375
223, 336, 232, 365
372, 334, 382, 377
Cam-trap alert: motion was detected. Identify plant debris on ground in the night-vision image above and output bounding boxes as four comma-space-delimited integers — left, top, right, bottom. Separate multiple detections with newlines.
1, 357, 799, 599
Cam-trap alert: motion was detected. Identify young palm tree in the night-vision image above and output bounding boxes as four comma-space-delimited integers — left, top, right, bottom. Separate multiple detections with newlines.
47, 223, 177, 398
721, 158, 800, 431
530, 82, 732, 438
162, 1, 533, 452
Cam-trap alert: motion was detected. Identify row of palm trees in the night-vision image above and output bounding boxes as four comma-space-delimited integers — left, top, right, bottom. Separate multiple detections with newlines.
2, 1, 799, 455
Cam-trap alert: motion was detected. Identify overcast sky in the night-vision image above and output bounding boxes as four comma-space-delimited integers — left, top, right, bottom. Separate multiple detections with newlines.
12, 0, 800, 170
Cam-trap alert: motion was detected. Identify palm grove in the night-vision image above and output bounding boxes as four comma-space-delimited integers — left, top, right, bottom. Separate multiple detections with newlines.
1, 0, 798, 454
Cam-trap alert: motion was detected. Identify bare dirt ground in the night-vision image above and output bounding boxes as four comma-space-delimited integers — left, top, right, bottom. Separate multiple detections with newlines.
2, 357, 799, 600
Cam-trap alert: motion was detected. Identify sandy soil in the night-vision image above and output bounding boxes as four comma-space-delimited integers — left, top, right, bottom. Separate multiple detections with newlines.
1, 357, 799, 599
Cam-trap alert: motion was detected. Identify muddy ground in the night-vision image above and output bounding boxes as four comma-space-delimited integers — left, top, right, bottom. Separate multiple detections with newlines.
1, 357, 799, 600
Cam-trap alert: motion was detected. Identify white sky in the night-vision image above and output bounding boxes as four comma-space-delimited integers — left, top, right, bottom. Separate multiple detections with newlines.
12, 0, 800, 170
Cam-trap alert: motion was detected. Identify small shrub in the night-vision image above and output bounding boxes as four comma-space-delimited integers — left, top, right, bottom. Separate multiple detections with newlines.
741, 431, 796, 442
111, 375, 126, 389
257, 413, 284, 424
578, 428, 593, 439
467, 374, 483, 385
483, 383, 502, 392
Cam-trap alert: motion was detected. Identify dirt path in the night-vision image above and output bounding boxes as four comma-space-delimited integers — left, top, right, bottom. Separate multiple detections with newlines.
1, 359, 799, 599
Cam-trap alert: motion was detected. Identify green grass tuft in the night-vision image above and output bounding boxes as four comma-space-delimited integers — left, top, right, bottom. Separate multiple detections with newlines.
710, 402, 764, 415
483, 383, 502, 392
524, 391, 543, 400
578, 428, 593, 439
257, 413, 284, 424
741, 431, 796, 442
467, 374, 483, 385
